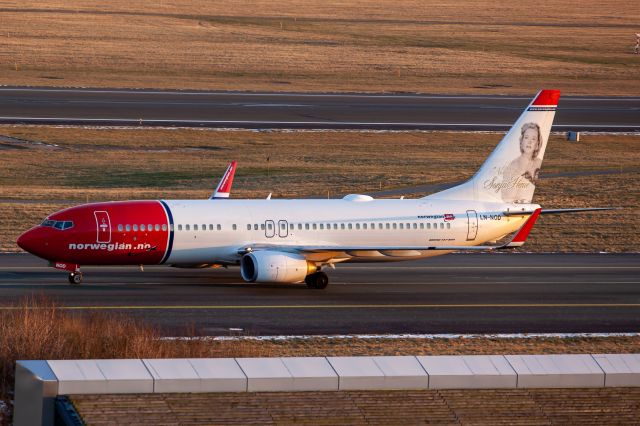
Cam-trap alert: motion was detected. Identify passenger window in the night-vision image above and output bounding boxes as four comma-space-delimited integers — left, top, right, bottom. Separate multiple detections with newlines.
247, 224, 251, 230
413, 223, 417, 229
356, 223, 360, 230
312, 224, 317, 230
290, 223, 294, 230
305, 224, 310, 230
399, 223, 403, 230
341, 224, 345, 230
433, 223, 437, 229
185, 224, 190, 231
447, 223, 451, 229
209, 224, 214, 231
348, 223, 352, 230
333, 224, 338, 230
118, 224, 124, 232
162, 224, 168, 231
393, 223, 397, 229
193, 224, 198, 231
255, 224, 259, 230
320, 224, 324, 230
155, 224, 160, 231
386, 223, 390, 229
141, 224, 146, 232
149, 224, 153, 231
427, 223, 431, 229
232, 224, 237, 230
133, 224, 139, 231
217, 224, 222, 231
201, 224, 205, 231
267, 223, 272, 230
363, 223, 368, 230
298, 224, 302, 230
419, 223, 424, 229
126, 224, 131, 232
440, 223, 444, 229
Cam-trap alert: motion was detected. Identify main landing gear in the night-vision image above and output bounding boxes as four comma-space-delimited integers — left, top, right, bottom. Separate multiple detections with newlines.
305, 271, 329, 289
68, 271, 83, 285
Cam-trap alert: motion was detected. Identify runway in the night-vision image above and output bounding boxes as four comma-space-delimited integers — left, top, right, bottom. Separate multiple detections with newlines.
1, 253, 638, 336
0, 87, 638, 131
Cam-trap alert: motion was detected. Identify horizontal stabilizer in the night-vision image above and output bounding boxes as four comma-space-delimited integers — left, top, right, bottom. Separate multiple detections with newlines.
504, 207, 616, 216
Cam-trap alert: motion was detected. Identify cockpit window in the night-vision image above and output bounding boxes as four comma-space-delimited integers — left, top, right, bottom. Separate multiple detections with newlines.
42, 219, 73, 230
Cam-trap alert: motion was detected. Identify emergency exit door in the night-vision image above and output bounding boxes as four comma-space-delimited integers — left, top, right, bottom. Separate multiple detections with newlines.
466, 210, 478, 241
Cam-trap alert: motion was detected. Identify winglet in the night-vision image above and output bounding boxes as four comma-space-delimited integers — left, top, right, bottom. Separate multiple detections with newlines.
504, 208, 541, 248
210, 161, 237, 199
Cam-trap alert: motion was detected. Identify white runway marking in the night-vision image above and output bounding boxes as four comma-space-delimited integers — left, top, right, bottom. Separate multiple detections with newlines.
166, 332, 640, 341
0, 116, 638, 129
1, 87, 638, 101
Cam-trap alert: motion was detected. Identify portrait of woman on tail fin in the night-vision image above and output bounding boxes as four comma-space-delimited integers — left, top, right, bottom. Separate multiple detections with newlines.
501, 122, 543, 203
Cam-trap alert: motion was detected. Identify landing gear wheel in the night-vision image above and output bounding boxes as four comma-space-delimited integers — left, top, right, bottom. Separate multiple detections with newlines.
305, 272, 329, 289
68, 272, 83, 285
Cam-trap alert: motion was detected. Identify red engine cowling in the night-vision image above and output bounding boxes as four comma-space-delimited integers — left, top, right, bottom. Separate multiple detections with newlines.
240, 251, 316, 283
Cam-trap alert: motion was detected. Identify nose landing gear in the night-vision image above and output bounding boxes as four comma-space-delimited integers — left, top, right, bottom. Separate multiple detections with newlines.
68, 271, 83, 285
52, 262, 83, 285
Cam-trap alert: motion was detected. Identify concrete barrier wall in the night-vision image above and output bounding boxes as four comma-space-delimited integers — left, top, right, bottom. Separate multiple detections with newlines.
14, 353, 640, 426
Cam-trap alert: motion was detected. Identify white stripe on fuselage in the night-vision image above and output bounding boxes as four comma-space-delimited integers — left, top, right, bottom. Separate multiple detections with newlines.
163, 199, 531, 265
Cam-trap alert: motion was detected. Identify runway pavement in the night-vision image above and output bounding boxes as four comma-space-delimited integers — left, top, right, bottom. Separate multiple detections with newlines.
0, 87, 638, 131
0, 253, 638, 336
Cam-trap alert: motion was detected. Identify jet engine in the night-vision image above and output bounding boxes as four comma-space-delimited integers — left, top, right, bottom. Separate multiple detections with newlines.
240, 250, 317, 283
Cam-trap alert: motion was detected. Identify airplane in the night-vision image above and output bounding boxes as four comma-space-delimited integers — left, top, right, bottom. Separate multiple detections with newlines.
16, 90, 611, 288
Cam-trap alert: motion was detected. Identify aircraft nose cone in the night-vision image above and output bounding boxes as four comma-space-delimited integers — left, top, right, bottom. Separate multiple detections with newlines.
16, 229, 36, 253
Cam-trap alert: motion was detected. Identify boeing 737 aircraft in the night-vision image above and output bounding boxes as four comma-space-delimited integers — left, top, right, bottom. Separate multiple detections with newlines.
17, 90, 609, 288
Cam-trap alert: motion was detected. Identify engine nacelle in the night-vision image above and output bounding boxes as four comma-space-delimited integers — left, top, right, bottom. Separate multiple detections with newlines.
240, 251, 317, 283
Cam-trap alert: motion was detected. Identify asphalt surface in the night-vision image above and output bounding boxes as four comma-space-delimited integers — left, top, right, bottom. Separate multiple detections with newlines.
0, 253, 638, 336
0, 87, 638, 131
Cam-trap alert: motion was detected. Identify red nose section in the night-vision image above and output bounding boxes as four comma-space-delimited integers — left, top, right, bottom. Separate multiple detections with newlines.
16, 227, 53, 259
17, 200, 172, 265
16, 230, 31, 252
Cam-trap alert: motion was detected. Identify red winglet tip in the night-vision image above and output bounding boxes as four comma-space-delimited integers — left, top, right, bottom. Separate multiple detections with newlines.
532, 90, 561, 106
512, 208, 542, 243
217, 161, 237, 193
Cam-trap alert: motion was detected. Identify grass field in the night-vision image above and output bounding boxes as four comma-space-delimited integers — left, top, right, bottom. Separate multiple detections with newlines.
0, 126, 638, 252
0, 1, 638, 94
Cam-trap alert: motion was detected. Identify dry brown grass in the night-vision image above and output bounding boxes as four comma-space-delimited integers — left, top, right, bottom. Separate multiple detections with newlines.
0, 1, 637, 95
1, 126, 638, 252
0, 296, 268, 424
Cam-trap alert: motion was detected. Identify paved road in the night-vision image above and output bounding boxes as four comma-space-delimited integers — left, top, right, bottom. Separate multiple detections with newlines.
0, 87, 638, 131
0, 253, 638, 336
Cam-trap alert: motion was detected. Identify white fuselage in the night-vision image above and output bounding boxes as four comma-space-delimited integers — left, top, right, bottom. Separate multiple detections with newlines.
165, 198, 535, 265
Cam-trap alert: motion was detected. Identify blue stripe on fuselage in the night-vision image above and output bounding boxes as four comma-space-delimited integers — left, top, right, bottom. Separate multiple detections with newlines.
159, 200, 174, 264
